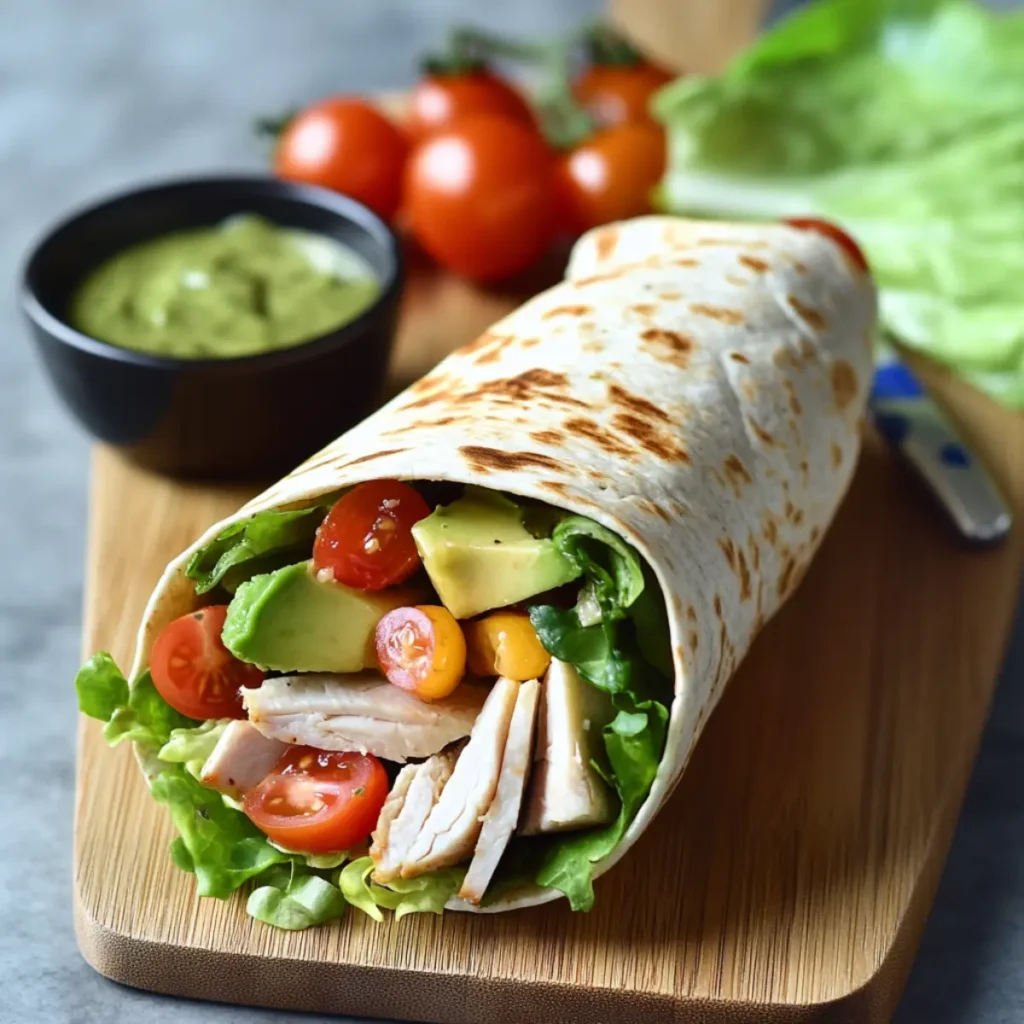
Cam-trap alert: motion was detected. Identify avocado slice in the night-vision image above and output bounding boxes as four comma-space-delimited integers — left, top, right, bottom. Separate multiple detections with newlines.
411, 491, 581, 620
222, 561, 414, 672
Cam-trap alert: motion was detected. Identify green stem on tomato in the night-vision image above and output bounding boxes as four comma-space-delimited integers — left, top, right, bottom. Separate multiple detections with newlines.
253, 109, 296, 140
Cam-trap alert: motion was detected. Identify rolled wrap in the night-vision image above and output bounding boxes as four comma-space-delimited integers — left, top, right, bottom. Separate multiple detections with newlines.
130, 216, 876, 912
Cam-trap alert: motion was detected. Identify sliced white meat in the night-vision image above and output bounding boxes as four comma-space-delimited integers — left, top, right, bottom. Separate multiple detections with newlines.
241, 671, 486, 762
371, 747, 459, 884
400, 676, 520, 878
519, 659, 616, 835
459, 679, 540, 904
199, 720, 287, 800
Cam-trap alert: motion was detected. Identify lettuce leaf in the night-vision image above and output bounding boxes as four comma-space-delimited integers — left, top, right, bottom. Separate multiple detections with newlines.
338, 856, 465, 922
76, 653, 198, 748
654, 0, 1024, 406
185, 504, 331, 595
158, 719, 229, 779
527, 518, 671, 908
247, 863, 347, 930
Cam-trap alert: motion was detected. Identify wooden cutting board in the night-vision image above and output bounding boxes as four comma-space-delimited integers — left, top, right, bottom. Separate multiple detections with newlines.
74, 239, 1024, 1022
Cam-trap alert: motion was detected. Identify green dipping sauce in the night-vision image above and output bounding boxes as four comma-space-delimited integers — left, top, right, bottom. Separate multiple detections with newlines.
71, 214, 382, 359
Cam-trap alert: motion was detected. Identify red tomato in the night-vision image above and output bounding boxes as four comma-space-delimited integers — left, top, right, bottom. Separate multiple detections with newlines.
404, 114, 556, 282
244, 747, 388, 854
149, 605, 263, 720
313, 480, 430, 590
408, 69, 535, 141
573, 62, 674, 128
274, 98, 408, 220
557, 120, 666, 235
375, 605, 466, 701
785, 218, 869, 273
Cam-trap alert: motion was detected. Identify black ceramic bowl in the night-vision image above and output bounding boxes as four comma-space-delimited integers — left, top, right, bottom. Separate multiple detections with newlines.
22, 175, 403, 478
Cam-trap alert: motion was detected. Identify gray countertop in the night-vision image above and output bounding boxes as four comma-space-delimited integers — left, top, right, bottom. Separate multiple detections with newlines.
1, 2, 1022, 1022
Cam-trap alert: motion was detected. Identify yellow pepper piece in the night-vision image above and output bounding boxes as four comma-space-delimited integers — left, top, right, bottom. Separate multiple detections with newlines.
465, 611, 551, 681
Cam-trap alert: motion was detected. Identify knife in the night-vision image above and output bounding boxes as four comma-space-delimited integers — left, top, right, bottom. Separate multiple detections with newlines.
869, 344, 1012, 544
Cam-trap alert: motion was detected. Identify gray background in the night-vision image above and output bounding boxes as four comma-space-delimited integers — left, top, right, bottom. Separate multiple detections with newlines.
1, 1, 1021, 1022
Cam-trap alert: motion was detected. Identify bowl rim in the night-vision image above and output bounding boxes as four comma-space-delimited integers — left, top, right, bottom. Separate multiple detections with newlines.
19, 173, 404, 372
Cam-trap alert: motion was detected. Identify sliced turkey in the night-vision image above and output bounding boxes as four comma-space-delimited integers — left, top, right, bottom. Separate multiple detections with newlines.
400, 676, 519, 878
199, 720, 287, 800
519, 659, 616, 834
370, 747, 459, 884
241, 671, 486, 762
459, 679, 540, 904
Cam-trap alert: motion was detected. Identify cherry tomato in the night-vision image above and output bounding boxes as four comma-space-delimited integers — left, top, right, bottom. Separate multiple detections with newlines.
465, 611, 550, 681
557, 120, 666, 235
244, 747, 388, 854
375, 605, 466, 701
573, 61, 673, 128
408, 69, 535, 141
274, 98, 408, 220
313, 480, 430, 591
149, 605, 263, 720
785, 218, 869, 273
404, 114, 556, 282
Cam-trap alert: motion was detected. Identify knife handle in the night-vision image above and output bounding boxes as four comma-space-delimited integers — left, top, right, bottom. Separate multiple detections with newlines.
873, 393, 1012, 544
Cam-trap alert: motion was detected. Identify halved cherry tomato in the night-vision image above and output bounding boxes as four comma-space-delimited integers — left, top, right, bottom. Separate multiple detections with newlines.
404, 114, 556, 282
313, 480, 430, 591
785, 218, 869, 273
244, 747, 388, 854
375, 605, 466, 701
573, 61, 674, 128
557, 120, 666, 235
408, 68, 536, 141
149, 605, 263, 720
274, 98, 408, 220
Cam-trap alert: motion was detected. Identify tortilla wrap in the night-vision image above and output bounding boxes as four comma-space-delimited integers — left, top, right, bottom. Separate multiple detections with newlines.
129, 216, 876, 912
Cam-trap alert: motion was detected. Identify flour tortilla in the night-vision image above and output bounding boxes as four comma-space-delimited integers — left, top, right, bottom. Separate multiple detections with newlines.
129, 216, 876, 913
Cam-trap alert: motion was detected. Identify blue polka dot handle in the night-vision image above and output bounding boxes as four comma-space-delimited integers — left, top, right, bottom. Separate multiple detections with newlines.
871, 355, 1011, 544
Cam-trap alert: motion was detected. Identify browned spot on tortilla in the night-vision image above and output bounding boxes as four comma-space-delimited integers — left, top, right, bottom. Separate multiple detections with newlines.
459, 446, 566, 475
530, 429, 564, 446
739, 254, 769, 273
640, 327, 694, 369
593, 225, 618, 262
543, 304, 592, 320
763, 516, 778, 547
410, 372, 448, 394
773, 346, 797, 370
718, 537, 736, 570
687, 605, 697, 622
784, 500, 795, 521
778, 556, 797, 598
473, 334, 517, 365
540, 480, 594, 506
725, 273, 748, 287
729, 352, 750, 364
582, 339, 604, 353
799, 459, 809, 486
462, 369, 589, 411
674, 257, 699, 267
630, 303, 657, 316
723, 454, 752, 494
689, 303, 745, 325
783, 379, 803, 416
671, 593, 684, 615
659, 291, 682, 301
385, 415, 458, 434
792, 509, 805, 527
789, 295, 828, 331
521, 337, 541, 349
750, 536, 761, 572
696, 237, 769, 249
736, 545, 752, 602
663, 553, 675, 572
794, 260, 808, 274
563, 417, 635, 458
797, 336, 817, 362
339, 448, 409, 469
713, 594, 723, 618
611, 412, 689, 462
671, 500, 687, 517
748, 417, 779, 447
831, 442, 843, 468
831, 360, 858, 411
741, 381, 758, 403
401, 391, 446, 411
587, 468, 608, 482
573, 268, 623, 288
462, 331, 503, 355
689, 630, 699, 651
609, 383, 672, 425
639, 498, 672, 523
810, 526, 820, 543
